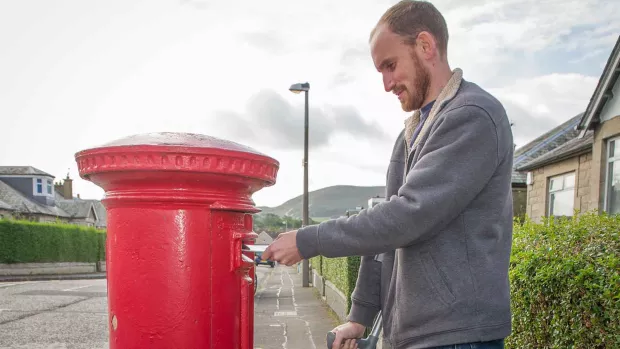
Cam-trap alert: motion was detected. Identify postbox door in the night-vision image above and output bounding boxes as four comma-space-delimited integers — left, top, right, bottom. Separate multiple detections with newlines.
210, 210, 256, 349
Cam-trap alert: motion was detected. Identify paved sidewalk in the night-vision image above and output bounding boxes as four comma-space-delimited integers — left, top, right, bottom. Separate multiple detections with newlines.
254, 265, 340, 349
0, 265, 340, 348
0, 272, 106, 283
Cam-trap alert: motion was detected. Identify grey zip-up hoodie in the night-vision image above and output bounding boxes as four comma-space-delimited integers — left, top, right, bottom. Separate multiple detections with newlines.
296, 69, 513, 349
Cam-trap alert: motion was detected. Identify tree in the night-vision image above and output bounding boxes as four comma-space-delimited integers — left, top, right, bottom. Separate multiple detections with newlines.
252, 213, 318, 234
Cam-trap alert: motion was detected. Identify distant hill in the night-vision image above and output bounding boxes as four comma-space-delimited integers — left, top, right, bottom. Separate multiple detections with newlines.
257, 185, 385, 219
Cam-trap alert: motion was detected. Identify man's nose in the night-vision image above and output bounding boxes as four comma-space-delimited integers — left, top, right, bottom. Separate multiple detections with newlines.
383, 74, 394, 92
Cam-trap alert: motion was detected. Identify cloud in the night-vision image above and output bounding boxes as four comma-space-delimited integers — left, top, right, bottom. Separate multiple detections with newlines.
239, 30, 289, 54
329, 46, 375, 87
179, 0, 210, 10
501, 101, 562, 145
1, 0, 616, 208
326, 0, 618, 90
340, 47, 370, 66
444, 0, 619, 54
211, 89, 390, 151
330, 72, 357, 87
488, 73, 599, 146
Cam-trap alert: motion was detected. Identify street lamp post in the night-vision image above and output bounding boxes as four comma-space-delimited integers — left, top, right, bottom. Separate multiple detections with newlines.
289, 82, 310, 288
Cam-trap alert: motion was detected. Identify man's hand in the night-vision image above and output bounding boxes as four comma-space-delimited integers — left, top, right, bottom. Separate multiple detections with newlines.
262, 230, 303, 266
330, 321, 366, 349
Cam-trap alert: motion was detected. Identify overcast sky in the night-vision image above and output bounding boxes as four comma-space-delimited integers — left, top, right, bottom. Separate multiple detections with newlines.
1, 0, 619, 208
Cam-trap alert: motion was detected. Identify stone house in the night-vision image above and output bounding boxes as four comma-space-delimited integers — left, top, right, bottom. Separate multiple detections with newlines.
515, 36, 620, 221
0, 166, 107, 228
510, 112, 591, 220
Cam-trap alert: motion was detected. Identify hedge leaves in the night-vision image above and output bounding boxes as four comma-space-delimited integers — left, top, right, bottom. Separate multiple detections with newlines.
313, 212, 619, 348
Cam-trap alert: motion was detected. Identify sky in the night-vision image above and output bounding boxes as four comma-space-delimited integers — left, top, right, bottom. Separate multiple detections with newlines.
1, 0, 619, 208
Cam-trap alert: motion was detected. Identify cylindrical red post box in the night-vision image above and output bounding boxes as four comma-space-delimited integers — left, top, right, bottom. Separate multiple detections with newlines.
75, 132, 279, 349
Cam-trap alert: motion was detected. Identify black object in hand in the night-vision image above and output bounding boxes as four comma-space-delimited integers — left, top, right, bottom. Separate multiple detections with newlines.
326, 332, 378, 349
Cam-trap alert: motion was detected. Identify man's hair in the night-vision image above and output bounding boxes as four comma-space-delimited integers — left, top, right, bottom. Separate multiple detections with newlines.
371, 0, 449, 58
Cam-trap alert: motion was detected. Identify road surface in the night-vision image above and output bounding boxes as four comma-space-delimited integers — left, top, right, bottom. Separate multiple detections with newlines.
0, 266, 272, 348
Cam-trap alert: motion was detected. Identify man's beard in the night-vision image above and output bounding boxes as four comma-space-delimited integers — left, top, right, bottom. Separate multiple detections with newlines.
400, 54, 430, 112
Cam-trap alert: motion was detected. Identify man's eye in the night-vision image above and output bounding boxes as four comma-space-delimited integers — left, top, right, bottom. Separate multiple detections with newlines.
388, 63, 396, 71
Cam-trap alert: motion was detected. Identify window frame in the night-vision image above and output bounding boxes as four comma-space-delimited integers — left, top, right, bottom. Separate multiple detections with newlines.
604, 135, 620, 213
35, 178, 43, 195
32, 177, 54, 197
547, 171, 576, 217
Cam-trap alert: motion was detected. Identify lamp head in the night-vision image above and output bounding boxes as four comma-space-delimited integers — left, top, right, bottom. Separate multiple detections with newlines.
289, 82, 310, 94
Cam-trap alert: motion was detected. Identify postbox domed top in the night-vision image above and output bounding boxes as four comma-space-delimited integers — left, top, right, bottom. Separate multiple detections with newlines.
75, 132, 279, 187
97, 132, 268, 156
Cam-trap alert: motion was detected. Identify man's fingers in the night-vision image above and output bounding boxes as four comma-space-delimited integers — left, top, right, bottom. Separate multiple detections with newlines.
262, 246, 273, 261
345, 338, 359, 349
331, 330, 344, 349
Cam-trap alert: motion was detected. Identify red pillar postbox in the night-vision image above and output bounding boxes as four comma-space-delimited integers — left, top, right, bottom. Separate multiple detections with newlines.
75, 132, 279, 349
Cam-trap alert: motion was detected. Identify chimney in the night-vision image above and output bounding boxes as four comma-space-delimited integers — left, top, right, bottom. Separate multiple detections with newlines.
63, 174, 73, 200
54, 182, 63, 195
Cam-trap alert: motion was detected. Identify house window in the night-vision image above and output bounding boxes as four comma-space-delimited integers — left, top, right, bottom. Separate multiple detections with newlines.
36, 178, 43, 194
605, 136, 620, 214
46, 179, 53, 195
548, 172, 575, 217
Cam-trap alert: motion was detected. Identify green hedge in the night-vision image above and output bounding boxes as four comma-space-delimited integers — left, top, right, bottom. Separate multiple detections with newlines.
312, 212, 619, 348
310, 255, 322, 275
508, 212, 619, 348
313, 255, 361, 312
0, 219, 106, 264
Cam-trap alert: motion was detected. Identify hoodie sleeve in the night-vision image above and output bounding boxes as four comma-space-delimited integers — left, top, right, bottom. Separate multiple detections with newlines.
295, 104, 502, 259
346, 255, 382, 327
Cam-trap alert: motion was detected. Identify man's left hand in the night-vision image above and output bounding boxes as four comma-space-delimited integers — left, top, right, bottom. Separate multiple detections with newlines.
262, 230, 303, 266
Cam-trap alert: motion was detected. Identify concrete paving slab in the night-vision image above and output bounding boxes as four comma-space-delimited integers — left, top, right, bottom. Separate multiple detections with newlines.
254, 265, 340, 349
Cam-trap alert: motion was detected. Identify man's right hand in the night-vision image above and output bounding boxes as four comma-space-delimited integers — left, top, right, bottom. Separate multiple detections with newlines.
329, 321, 366, 349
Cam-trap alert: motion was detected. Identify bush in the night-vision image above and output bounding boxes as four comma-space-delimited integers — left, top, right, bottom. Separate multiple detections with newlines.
312, 212, 619, 348
0, 219, 106, 264
508, 212, 619, 348
310, 255, 322, 275
312, 255, 361, 312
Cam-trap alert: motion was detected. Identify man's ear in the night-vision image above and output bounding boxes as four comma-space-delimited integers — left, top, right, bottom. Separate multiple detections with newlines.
416, 31, 437, 59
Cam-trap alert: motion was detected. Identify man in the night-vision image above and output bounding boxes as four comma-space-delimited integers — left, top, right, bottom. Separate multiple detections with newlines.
262, 1, 513, 348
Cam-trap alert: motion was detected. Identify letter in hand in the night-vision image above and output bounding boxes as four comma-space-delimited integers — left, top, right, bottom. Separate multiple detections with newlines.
261, 230, 303, 266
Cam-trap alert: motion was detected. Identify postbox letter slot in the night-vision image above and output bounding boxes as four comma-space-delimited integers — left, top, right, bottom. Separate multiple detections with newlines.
231, 231, 258, 272
241, 244, 267, 253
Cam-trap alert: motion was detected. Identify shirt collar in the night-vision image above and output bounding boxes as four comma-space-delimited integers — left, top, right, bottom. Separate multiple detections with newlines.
420, 100, 435, 120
